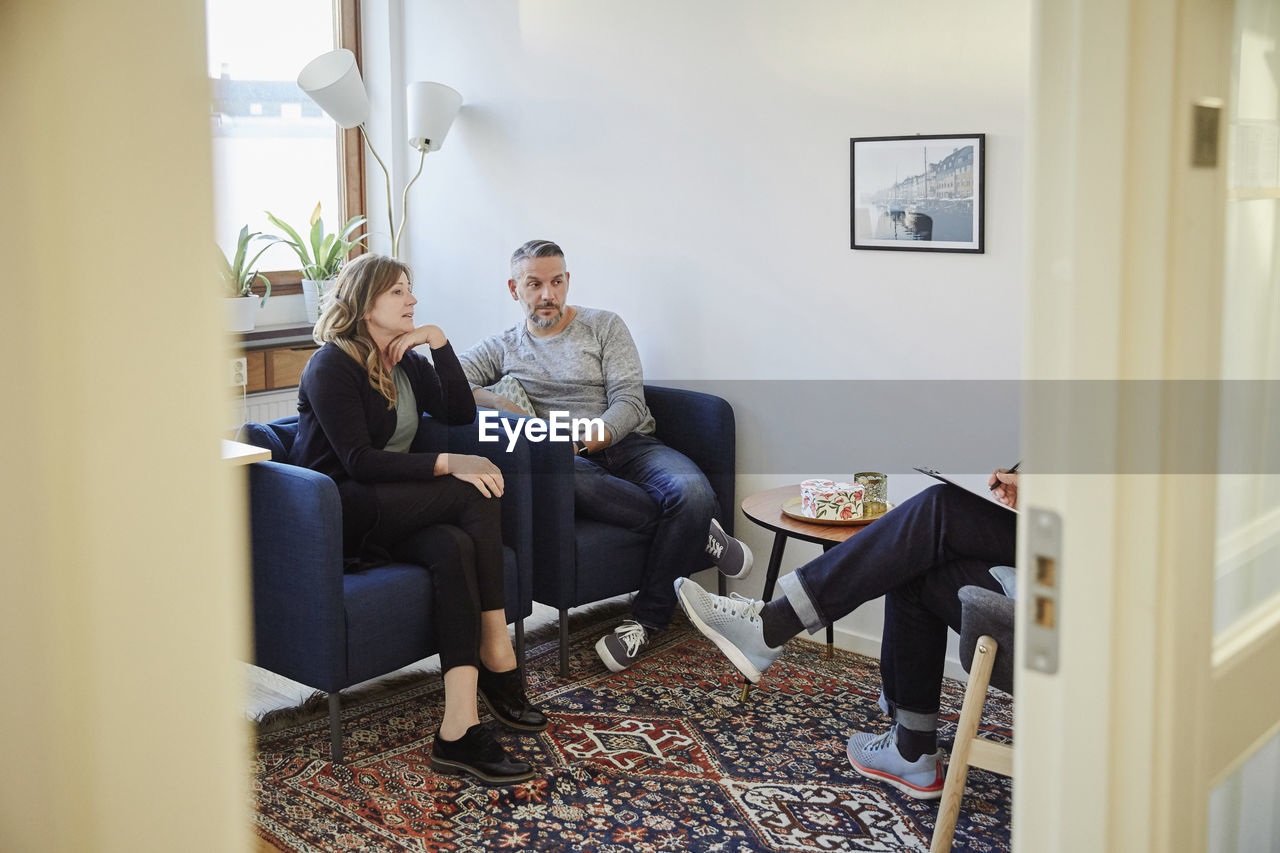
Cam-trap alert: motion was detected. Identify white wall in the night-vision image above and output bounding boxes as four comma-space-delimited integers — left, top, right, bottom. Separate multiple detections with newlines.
374, 0, 1029, 655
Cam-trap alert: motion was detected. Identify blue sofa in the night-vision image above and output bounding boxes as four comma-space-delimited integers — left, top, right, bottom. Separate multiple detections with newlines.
520, 384, 737, 675
238, 414, 533, 763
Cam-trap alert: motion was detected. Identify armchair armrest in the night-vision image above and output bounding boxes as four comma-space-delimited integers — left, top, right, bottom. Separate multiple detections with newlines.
644, 385, 737, 534
517, 386, 736, 607
246, 460, 348, 690
485, 409, 577, 607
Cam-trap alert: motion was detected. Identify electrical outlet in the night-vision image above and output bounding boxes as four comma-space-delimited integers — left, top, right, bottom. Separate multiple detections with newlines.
230, 356, 248, 387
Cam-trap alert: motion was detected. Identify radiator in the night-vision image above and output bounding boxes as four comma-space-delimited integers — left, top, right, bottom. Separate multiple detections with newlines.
246, 388, 299, 423
231, 388, 299, 429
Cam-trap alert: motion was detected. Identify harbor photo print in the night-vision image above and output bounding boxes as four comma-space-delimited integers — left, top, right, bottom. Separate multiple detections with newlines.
850, 133, 985, 253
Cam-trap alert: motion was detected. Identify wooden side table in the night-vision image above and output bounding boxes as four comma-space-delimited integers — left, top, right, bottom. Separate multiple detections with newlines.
741, 484, 877, 657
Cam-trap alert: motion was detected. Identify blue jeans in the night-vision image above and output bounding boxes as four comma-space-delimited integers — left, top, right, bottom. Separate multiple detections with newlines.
778, 484, 1013, 727
573, 433, 718, 630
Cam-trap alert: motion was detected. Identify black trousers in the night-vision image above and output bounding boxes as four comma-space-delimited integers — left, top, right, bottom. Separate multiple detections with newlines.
360, 476, 505, 673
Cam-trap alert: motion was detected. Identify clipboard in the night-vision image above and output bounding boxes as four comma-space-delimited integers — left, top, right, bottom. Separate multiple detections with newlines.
913, 466, 1017, 512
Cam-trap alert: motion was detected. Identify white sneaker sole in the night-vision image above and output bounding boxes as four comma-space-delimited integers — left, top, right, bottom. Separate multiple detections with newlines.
846, 745, 945, 800
676, 581, 764, 683
595, 636, 630, 673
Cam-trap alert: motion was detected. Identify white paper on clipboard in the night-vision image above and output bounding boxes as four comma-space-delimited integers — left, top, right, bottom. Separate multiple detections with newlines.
913, 466, 1017, 513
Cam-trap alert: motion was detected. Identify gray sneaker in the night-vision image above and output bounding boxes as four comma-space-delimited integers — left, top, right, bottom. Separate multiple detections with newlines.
595, 619, 650, 673
674, 577, 783, 682
705, 518, 754, 579
846, 725, 945, 800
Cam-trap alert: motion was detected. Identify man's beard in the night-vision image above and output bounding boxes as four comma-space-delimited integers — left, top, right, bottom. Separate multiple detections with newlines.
528, 302, 564, 329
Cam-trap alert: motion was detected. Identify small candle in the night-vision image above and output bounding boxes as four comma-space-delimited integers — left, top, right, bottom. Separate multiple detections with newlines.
854, 472, 887, 515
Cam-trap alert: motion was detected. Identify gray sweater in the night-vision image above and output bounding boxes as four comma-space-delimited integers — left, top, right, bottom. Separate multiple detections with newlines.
459, 306, 655, 440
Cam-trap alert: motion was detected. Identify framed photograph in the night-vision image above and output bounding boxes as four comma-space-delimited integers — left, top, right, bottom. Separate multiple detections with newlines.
850, 133, 985, 253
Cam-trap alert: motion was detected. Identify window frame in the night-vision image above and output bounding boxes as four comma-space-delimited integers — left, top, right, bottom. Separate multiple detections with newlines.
249, 0, 366, 297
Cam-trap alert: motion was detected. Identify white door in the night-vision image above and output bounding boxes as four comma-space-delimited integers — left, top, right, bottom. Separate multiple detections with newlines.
1017, 0, 1280, 850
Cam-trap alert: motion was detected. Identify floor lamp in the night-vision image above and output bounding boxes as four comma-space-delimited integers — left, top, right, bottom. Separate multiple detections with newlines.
298, 48, 462, 258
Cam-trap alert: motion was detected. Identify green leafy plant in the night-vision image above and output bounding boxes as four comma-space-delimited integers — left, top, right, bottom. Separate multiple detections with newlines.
218, 225, 272, 304
266, 202, 368, 281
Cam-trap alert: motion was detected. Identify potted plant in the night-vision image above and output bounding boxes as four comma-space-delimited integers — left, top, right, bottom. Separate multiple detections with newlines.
219, 225, 272, 332
266, 203, 367, 321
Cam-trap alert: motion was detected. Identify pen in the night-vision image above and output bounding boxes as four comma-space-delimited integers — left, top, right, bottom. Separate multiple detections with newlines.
989, 461, 1020, 490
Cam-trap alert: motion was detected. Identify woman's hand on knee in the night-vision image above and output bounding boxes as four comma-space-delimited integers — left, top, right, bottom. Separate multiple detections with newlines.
446, 453, 505, 498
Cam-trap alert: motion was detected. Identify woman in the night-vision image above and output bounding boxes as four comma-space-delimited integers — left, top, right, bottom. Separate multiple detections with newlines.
292, 253, 545, 786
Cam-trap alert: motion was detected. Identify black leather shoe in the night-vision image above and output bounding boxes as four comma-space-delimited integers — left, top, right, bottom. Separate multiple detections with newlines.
431, 724, 535, 786
478, 664, 549, 732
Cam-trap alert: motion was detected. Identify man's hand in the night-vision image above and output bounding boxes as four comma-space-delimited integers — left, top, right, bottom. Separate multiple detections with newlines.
988, 469, 1019, 510
577, 425, 613, 455
438, 452, 505, 498
387, 325, 448, 366
471, 387, 531, 416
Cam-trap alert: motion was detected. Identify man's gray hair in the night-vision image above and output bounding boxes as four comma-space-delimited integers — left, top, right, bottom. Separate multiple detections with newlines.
510, 239, 565, 278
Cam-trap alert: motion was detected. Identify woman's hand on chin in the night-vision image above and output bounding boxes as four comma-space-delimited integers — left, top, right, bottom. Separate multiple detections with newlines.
387, 325, 447, 365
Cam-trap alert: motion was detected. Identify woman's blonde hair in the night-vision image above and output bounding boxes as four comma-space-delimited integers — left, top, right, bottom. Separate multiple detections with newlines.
313, 253, 412, 408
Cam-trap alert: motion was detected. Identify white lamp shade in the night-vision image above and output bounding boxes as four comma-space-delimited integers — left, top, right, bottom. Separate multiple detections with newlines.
406, 82, 462, 152
298, 49, 370, 129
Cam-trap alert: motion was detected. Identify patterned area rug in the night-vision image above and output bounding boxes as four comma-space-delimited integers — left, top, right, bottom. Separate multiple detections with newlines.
254, 608, 1012, 852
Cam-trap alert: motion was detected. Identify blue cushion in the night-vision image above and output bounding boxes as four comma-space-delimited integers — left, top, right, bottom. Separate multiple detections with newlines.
343, 563, 437, 685
574, 520, 650, 602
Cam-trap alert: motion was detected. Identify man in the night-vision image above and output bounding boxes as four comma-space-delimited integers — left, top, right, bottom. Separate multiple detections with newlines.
460, 239, 752, 673
675, 469, 1018, 800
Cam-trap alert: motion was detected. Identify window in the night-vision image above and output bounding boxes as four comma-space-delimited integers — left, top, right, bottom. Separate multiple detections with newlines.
206, 0, 364, 293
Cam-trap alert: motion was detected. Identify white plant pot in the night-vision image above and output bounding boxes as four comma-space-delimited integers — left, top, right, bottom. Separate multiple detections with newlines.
224, 295, 258, 332
301, 278, 335, 322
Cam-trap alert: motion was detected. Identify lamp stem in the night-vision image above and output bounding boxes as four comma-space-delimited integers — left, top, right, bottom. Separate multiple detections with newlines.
359, 124, 397, 257
395, 148, 427, 262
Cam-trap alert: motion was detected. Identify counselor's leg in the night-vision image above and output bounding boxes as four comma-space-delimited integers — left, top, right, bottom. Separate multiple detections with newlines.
843, 557, 1004, 800
777, 484, 1015, 634
878, 557, 1005, 729
674, 484, 1015, 684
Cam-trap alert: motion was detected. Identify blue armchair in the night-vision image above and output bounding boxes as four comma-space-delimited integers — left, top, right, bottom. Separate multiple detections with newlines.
237, 414, 534, 764
522, 385, 737, 676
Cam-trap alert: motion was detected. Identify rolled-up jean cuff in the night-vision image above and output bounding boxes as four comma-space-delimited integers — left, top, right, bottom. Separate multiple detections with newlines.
895, 707, 940, 733
778, 572, 824, 634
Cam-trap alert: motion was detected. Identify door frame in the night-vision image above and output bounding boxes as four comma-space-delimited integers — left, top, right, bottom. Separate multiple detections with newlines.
1018, 0, 1247, 850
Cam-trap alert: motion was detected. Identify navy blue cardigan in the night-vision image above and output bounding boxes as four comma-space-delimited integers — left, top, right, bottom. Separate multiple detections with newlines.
292, 340, 476, 551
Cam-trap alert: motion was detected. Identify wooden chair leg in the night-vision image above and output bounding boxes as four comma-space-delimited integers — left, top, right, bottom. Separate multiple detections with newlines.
930, 635, 998, 853
328, 692, 344, 765
559, 607, 570, 678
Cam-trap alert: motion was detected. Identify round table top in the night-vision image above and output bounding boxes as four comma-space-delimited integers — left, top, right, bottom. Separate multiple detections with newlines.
741, 484, 871, 547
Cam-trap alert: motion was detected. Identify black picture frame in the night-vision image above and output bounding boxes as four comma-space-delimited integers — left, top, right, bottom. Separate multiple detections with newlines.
850, 133, 985, 253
